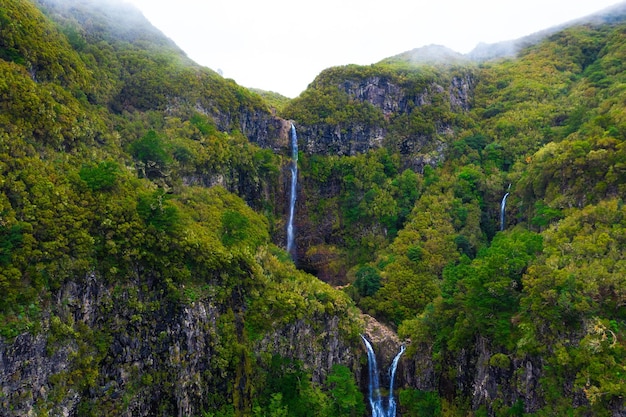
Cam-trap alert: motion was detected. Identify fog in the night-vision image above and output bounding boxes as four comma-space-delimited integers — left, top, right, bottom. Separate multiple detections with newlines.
46, 0, 626, 97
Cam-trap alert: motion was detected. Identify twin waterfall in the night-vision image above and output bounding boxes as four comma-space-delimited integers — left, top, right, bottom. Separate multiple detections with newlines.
361, 335, 405, 417
286, 124, 298, 258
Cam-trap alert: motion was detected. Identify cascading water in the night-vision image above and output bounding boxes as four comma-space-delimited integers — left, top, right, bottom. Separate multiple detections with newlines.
500, 192, 509, 231
286, 124, 298, 258
387, 344, 406, 416
361, 335, 383, 416
500, 184, 511, 231
361, 335, 405, 417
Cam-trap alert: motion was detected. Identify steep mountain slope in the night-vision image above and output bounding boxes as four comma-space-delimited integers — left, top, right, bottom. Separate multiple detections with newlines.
39, 0, 290, 149
0, 1, 364, 416
282, 10, 626, 417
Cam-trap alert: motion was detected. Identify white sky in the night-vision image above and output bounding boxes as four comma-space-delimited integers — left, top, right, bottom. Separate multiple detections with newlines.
125, 0, 622, 97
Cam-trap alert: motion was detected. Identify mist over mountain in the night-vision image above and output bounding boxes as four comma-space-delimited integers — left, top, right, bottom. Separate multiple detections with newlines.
467, 0, 626, 61
380, 44, 469, 66
38, 0, 182, 49
383, 1, 626, 65
0, 1, 625, 416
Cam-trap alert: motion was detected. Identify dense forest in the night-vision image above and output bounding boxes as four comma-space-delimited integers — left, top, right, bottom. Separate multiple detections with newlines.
282, 10, 626, 416
0, 0, 625, 416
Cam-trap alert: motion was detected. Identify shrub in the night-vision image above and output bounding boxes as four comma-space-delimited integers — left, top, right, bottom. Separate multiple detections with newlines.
354, 265, 381, 297
79, 161, 119, 191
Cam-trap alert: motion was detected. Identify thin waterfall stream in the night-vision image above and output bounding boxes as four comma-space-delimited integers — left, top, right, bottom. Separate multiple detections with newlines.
500, 192, 509, 231
387, 344, 405, 416
500, 184, 511, 231
361, 335, 405, 417
286, 124, 298, 258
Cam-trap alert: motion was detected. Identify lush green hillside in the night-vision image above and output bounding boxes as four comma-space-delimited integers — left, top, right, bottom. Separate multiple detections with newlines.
282, 16, 626, 417
1, 0, 626, 416
0, 0, 283, 322
0, 1, 364, 416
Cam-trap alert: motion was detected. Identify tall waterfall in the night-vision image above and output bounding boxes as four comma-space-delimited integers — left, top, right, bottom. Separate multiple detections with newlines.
361, 335, 405, 417
500, 184, 511, 231
286, 124, 298, 257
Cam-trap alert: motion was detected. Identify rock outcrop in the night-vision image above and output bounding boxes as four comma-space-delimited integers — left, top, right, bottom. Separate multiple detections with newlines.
0, 272, 361, 417
400, 335, 626, 417
295, 72, 475, 160
360, 314, 408, 392
256, 315, 360, 385
194, 102, 291, 152
303, 123, 386, 156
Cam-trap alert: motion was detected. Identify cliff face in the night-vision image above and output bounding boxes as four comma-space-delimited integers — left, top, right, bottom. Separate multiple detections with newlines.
280, 69, 476, 281
302, 123, 386, 156
340, 77, 406, 117
194, 102, 291, 152
7, 278, 576, 417
0, 272, 361, 416
293, 71, 475, 160
340, 73, 474, 115
361, 314, 405, 388
399, 337, 626, 417
255, 315, 359, 385
400, 339, 545, 415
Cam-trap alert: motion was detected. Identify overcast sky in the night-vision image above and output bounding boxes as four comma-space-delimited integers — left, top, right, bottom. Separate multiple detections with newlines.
125, 0, 622, 97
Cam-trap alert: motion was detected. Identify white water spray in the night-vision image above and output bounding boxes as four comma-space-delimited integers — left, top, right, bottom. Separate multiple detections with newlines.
361, 335, 405, 417
286, 124, 298, 257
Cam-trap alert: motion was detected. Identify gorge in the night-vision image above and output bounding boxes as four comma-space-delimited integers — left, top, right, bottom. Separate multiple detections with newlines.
0, 0, 625, 416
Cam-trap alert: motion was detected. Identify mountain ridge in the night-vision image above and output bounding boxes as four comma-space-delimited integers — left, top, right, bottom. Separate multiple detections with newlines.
0, 0, 625, 416
381, 1, 626, 66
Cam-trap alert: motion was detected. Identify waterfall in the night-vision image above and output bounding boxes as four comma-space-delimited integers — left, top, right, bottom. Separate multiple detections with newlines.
361, 335, 384, 416
286, 124, 298, 257
500, 192, 509, 231
361, 335, 405, 417
387, 345, 405, 416
500, 184, 511, 231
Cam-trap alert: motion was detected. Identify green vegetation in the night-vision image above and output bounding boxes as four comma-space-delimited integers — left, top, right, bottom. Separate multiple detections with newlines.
399, 388, 442, 417
250, 88, 292, 112
2, 0, 626, 416
0, 1, 363, 415
251, 358, 364, 417
281, 16, 626, 417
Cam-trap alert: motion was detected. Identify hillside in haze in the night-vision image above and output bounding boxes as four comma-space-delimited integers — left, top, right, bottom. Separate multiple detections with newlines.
0, 0, 625, 416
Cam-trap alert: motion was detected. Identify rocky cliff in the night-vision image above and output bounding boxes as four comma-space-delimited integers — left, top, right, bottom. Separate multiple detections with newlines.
278, 69, 477, 281
0, 272, 362, 416
192, 101, 291, 153
8, 278, 584, 417
399, 335, 625, 417
360, 314, 406, 389
289, 70, 476, 162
